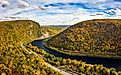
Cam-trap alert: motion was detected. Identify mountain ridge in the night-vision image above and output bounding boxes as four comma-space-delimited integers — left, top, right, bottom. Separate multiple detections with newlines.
47, 19, 121, 58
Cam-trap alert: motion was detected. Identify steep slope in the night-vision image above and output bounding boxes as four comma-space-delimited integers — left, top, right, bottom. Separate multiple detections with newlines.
0, 20, 41, 43
0, 20, 62, 75
47, 19, 121, 58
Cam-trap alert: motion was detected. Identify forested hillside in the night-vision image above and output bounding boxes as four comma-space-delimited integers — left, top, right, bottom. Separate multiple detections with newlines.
0, 20, 62, 75
47, 19, 121, 58
26, 43, 121, 75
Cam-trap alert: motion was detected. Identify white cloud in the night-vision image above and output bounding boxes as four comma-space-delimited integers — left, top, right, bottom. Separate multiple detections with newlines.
0, 0, 10, 8
17, 0, 30, 8
28, 0, 80, 3
106, 8, 121, 16
99, 0, 106, 2
32, 6, 46, 10
0, 0, 4, 3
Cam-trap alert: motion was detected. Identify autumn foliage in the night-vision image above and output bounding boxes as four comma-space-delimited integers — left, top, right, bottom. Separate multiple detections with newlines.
47, 19, 121, 58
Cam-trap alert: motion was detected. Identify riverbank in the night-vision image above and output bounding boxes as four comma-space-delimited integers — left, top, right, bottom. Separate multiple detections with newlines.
31, 39, 121, 71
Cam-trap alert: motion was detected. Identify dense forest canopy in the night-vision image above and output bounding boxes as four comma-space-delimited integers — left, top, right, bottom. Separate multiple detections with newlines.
47, 19, 121, 58
0, 19, 121, 75
27, 42, 121, 75
0, 20, 63, 75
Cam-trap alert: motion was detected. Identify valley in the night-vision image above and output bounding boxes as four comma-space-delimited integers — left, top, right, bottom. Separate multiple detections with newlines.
31, 39, 121, 71
0, 19, 121, 75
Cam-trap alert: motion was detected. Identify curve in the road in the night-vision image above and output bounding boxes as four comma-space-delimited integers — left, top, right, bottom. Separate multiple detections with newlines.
21, 42, 72, 75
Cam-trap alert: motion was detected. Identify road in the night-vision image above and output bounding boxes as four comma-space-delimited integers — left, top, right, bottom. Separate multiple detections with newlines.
21, 41, 72, 75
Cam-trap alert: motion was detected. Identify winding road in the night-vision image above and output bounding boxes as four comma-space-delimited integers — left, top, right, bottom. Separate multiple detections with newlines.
21, 41, 73, 75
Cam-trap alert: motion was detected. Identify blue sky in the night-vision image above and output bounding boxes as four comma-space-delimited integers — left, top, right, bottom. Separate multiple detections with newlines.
0, 0, 121, 25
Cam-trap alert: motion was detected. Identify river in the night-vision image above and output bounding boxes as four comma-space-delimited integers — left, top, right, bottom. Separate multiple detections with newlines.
31, 39, 121, 71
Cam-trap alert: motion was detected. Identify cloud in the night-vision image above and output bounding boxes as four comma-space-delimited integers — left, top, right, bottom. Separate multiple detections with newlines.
17, 0, 30, 8
33, 6, 46, 10
106, 8, 121, 16
0, 0, 4, 3
99, 0, 106, 2
0, 0, 10, 8
28, 0, 80, 3
0, 0, 121, 25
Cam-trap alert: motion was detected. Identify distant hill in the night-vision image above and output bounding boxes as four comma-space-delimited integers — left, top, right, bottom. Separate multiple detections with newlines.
47, 19, 121, 58
40, 25, 69, 36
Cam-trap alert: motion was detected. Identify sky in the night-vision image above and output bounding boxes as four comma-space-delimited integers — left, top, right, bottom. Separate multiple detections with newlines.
0, 0, 121, 25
